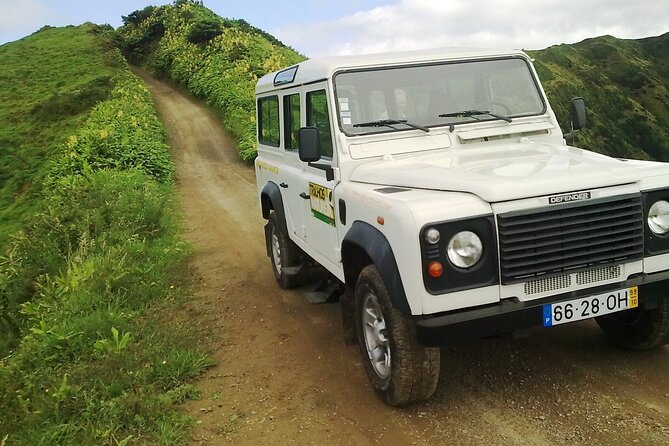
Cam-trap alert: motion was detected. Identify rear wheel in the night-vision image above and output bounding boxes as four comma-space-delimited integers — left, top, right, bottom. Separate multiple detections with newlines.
354, 265, 440, 406
268, 212, 304, 289
596, 297, 669, 350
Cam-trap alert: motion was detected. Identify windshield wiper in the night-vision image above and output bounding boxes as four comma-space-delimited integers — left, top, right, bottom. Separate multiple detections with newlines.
438, 109, 513, 123
354, 119, 430, 133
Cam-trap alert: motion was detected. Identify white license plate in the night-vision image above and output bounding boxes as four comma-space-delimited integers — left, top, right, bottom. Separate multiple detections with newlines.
543, 287, 638, 327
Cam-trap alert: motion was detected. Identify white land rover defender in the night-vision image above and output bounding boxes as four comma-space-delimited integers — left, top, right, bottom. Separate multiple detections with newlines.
254, 47, 669, 406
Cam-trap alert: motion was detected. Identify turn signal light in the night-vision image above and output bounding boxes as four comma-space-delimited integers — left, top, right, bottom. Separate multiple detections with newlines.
427, 261, 443, 278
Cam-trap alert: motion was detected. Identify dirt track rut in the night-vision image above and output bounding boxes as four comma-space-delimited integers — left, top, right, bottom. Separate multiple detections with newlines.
136, 70, 669, 446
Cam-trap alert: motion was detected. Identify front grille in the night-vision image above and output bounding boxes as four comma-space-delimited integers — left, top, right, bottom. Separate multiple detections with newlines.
523, 264, 623, 295
524, 274, 572, 295
576, 264, 621, 285
498, 195, 644, 284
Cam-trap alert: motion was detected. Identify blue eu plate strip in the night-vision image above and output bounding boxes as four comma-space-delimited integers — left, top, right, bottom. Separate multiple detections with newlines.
542, 305, 552, 327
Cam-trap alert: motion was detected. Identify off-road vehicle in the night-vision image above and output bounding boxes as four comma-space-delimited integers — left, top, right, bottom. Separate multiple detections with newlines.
254, 47, 669, 406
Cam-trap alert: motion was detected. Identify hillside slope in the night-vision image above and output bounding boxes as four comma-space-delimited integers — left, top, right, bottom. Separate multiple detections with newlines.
530, 32, 669, 161
119, 1, 304, 160
0, 25, 208, 445
0, 24, 121, 245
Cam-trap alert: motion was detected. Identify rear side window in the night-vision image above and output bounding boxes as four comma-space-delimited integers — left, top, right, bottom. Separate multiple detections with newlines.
306, 90, 333, 158
283, 94, 300, 151
258, 96, 279, 146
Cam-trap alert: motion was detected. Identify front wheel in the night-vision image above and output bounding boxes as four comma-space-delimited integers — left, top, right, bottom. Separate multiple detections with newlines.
354, 265, 440, 406
596, 297, 669, 350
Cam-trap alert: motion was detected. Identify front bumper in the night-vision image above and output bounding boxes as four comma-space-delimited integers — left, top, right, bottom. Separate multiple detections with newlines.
416, 270, 669, 346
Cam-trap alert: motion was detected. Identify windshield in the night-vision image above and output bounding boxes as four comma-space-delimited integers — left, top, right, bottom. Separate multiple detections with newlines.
333, 57, 545, 135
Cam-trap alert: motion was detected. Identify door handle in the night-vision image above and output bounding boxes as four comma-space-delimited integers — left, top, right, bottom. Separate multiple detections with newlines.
280, 182, 288, 188
299, 192, 310, 199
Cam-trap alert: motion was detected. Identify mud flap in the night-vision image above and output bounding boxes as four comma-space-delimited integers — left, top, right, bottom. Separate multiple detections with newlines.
340, 289, 357, 345
264, 222, 272, 258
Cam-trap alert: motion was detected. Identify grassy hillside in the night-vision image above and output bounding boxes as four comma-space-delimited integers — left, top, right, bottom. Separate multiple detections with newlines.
530, 32, 669, 161
0, 24, 122, 246
118, 1, 304, 160
0, 25, 208, 445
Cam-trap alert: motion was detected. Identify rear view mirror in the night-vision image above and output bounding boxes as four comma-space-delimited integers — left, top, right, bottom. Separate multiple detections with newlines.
298, 127, 321, 162
570, 97, 586, 130
564, 97, 586, 145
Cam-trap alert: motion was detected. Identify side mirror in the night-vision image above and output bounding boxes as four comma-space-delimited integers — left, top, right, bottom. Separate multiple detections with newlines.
570, 97, 586, 130
298, 127, 321, 162
564, 97, 586, 145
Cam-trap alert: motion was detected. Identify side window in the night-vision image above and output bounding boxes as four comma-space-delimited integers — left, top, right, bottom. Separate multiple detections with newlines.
283, 93, 300, 151
306, 90, 333, 159
258, 96, 279, 147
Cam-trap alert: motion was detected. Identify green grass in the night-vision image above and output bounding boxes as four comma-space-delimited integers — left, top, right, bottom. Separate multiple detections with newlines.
0, 24, 211, 445
0, 24, 123, 246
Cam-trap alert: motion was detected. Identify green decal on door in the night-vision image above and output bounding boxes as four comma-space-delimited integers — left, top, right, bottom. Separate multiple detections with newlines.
309, 182, 335, 226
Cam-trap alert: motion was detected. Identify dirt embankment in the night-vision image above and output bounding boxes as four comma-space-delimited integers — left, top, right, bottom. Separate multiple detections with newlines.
136, 70, 669, 446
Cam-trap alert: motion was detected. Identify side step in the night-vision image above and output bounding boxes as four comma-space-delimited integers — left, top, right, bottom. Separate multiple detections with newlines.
305, 278, 343, 304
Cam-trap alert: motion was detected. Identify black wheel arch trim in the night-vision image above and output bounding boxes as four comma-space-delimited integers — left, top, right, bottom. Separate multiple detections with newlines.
342, 221, 411, 314
261, 182, 287, 233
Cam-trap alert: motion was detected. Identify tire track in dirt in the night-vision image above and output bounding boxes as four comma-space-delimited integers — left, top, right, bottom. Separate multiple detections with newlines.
136, 69, 669, 446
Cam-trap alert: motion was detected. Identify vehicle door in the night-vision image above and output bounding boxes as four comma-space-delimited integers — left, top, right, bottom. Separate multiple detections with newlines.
298, 84, 341, 273
277, 91, 309, 244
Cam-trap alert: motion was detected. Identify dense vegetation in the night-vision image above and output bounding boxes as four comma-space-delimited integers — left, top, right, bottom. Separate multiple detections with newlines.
530, 32, 669, 161
118, 0, 304, 160
0, 24, 208, 445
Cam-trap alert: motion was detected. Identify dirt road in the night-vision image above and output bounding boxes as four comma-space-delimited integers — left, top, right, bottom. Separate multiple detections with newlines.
137, 71, 669, 446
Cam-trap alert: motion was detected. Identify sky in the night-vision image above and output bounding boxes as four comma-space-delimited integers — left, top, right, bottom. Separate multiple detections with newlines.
1, 0, 668, 56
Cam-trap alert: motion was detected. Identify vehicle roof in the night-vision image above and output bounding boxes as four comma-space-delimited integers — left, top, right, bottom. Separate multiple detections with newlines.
256, 46, 529, 94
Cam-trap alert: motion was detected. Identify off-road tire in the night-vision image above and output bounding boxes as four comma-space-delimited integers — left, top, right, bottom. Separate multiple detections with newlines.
354, 265, 440, 406
268, 212, 304, 289
596, 297, 669, 350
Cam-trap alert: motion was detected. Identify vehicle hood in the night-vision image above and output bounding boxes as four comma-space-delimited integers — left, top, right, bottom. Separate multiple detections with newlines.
349, 142, 640, 202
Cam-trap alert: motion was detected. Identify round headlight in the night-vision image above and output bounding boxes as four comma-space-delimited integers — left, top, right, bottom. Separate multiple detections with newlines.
425, 228, 441, 245
648, 200, 669, 235
447, 231, 483, 268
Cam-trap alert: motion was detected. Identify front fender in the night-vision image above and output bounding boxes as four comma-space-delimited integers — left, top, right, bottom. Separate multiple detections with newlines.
342, 221, 410, 314
260, 181, 287, 233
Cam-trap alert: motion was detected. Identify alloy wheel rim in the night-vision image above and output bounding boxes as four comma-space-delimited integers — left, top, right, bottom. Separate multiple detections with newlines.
271, 228, 282, 275
362, 292, 391, 380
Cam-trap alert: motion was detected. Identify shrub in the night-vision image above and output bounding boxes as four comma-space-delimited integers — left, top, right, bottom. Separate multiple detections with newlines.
187, 18, 223, 44
47, 74, 173, 183
122, 6, 156, 27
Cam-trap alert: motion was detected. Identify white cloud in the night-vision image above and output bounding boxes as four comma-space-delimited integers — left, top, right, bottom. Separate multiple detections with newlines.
0, 0, 55, 33
274, 0, 669, 56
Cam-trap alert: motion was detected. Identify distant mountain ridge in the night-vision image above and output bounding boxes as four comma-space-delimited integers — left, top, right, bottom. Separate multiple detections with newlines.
530, 32, 669, 161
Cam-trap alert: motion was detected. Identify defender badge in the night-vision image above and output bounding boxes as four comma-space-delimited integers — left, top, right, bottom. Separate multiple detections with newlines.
549, 191, 591, 204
